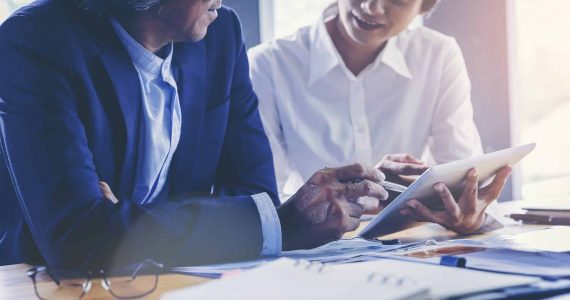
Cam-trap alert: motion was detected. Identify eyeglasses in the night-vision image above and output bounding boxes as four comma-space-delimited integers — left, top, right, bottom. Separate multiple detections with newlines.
27, 259, 164, 300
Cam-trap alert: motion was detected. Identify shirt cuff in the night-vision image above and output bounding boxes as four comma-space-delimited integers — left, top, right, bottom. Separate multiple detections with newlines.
251, 193, 282, 257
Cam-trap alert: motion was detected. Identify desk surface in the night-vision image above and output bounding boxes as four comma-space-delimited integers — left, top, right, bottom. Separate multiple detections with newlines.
0, 202, 550, 300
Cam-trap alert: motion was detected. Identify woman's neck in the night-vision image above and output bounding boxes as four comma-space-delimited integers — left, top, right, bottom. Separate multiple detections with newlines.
326, 17, 387, 76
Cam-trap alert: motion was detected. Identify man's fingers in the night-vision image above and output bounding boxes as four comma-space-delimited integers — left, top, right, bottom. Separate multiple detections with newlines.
346, 217, 361, 232
344, 180, 389, 201
434, 183, 461, 216
335, 163, 385, 183
345, 201, 364, 219
479, 166, 512, 203
357, 197, 380, 213
325, 202, 361, 238
99, 181, 118, 204
407, 199, 444, 224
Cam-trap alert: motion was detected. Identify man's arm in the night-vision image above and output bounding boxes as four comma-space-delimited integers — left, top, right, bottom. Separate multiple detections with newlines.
213, 10, 280, 206
208, 10, 282, 256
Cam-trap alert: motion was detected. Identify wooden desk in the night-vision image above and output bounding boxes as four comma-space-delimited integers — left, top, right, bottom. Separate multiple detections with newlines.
0, 202, 552, 300
0, 264, 209, 300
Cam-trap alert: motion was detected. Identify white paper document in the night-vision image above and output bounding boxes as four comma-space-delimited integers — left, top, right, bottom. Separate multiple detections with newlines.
162, 258, 430, 300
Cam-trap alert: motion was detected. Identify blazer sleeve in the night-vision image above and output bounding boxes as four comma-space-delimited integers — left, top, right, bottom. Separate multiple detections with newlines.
0, 15, 264, 270
213, 10, 280, 207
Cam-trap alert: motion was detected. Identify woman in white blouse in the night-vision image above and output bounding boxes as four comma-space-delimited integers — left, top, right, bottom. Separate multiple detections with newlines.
249, 0, 511, 234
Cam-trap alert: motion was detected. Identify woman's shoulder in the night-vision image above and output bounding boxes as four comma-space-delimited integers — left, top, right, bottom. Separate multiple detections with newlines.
248, 25, 313, 66
398, 26, 459, 54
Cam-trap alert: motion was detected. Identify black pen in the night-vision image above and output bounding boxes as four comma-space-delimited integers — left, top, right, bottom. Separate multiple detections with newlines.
507, 213, 570, 225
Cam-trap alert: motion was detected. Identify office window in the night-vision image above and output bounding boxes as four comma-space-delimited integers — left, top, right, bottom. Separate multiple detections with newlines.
0, 0, 32, 21
512, 0, 570, 198
273, 0, 332, 38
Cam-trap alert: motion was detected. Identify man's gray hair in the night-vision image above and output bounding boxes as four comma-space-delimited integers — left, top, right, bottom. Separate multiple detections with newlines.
81, 0, 164, 17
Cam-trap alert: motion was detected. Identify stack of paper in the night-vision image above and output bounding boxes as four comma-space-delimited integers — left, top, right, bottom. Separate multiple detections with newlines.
282, 237, 408, 262
171, 238, 411, 278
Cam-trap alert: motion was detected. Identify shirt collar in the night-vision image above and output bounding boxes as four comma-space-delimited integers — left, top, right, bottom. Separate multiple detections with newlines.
308, 4, 342, 86
110, 18, 173, 76
372, 38, 413, 79
309, 3, 412, 86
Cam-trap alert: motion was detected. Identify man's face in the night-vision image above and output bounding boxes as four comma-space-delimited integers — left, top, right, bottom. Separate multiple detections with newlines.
337, 0, 425, 47
158, 0, 222, 42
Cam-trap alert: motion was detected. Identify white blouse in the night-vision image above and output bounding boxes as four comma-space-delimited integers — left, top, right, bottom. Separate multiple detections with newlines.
248, 5, 483, 201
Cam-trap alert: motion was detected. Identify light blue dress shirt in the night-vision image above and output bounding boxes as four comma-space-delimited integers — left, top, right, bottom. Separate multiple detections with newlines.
111, 19, 281, 256
111, 19, 181, 204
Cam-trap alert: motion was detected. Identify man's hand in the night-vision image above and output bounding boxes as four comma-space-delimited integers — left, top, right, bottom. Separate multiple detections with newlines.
99, 181, 118, 204
400, 166, 512, 235
277, 164, 389, 250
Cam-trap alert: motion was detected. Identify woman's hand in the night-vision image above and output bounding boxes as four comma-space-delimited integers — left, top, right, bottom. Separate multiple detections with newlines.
359, 154, 430, 214
375, 153, 430, 186
400, 167, 512, 235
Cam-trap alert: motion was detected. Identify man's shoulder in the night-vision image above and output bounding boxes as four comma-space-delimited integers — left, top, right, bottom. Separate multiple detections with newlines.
1, 0, 75, 39
0, 0, 100, 59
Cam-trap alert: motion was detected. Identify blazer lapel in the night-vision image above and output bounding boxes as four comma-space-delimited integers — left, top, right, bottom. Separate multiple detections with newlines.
99, 49, 142, 200
171, 41, 207, 171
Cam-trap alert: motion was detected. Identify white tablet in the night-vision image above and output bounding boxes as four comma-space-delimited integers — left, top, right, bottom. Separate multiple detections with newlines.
358, 143, 536, 238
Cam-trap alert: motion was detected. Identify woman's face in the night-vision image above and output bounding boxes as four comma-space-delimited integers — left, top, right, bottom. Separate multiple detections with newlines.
337, 0, 425, 48
158, 0, 222, 42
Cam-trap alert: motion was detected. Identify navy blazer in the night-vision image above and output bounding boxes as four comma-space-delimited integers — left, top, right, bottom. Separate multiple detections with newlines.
0, 0, 279, 269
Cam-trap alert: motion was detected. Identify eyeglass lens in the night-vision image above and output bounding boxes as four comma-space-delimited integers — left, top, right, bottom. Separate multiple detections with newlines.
33, 270, 89, 300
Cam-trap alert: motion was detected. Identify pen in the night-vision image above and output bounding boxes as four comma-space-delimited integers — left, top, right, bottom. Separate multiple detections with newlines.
380, 181, 407, 193
343, 179, 407, 193
507, 213, 570, 226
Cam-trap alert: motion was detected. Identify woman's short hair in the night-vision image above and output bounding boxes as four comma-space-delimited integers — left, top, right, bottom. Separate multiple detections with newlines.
80, 0, 163, 17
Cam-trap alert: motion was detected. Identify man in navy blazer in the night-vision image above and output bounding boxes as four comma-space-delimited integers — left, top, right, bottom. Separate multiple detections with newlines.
0, 0, 389, 269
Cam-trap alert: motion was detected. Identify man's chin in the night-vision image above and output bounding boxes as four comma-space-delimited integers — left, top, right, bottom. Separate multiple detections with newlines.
190, 29, 208, 42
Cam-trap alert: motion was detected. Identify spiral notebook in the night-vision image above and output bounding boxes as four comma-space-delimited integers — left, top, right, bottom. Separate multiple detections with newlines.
161, 258, 430, 300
